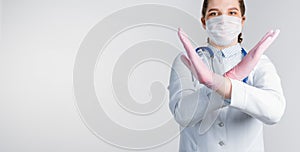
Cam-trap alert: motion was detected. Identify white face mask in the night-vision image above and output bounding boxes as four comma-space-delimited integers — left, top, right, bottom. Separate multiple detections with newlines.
206, 15, 242, 46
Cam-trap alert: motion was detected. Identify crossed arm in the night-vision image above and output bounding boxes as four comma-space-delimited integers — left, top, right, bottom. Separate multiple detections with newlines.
178, 28, 280, 99
168, 28, 285, 127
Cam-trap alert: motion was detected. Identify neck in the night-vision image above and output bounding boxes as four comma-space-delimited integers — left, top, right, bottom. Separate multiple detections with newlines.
209, 40, 239, 50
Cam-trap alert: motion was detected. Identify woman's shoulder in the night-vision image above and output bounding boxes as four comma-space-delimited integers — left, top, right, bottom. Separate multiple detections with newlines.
253, 54, 278, 76
172, 52, 185, 67
256, 55, 276, 69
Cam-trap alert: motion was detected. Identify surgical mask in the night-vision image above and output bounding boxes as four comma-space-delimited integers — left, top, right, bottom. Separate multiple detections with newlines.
206, 15, 242, 46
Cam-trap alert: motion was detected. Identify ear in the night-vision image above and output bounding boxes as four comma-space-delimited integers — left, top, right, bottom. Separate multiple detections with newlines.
201, 17, 206, 30
241, 16, 246, 27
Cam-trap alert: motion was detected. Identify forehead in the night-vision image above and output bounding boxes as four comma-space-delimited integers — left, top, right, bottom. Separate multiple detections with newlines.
207, 0, 240, 10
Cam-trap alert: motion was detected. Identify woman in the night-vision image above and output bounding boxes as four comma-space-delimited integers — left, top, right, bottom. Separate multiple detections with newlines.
168, 0, 286, 151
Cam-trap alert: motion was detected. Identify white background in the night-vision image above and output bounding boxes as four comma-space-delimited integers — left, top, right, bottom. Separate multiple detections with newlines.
0, 0, 299, 151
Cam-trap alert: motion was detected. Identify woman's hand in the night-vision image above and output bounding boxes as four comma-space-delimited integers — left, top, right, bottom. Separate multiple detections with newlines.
178, 28, 214, 87
178, 28, 232, 98
224, 29, 280, 80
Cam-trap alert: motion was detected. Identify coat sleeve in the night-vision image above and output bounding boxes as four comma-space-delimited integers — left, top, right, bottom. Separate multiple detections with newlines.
229, 55, 286, 125
168, 52, 222, 127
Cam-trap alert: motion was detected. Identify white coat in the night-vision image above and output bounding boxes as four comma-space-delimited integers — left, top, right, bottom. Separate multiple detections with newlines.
168, 44, 286, 152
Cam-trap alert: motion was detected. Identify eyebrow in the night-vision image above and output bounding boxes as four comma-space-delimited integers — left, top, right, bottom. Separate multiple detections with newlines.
208, 8, 219, 12
228, 7, 239, 11
208, 7, 239, 12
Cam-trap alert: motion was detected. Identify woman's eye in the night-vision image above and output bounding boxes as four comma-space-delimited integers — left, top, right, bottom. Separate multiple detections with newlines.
209, 12, 217, 16
229, 11, 237, 15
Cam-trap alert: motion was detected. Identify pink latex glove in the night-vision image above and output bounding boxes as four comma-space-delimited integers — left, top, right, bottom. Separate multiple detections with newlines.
224, 29, 280, 80
178, 28, 226, 91
178, 28, 280, 90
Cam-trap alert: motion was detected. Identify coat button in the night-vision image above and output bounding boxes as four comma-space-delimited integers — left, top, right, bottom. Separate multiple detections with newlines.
218, 122, 224, 127
219, 141, 225, 146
